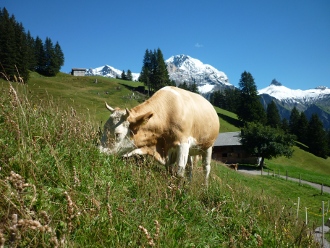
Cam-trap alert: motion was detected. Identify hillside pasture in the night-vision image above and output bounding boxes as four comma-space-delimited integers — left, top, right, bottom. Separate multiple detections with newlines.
0, 73, 327, 247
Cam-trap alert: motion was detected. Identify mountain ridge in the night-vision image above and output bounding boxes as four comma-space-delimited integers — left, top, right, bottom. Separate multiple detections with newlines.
258, 79, 330, 102
258, 80, 330, 129
165, 55, 233, 93
85, 54, 234, 94
84, 56, 329, 128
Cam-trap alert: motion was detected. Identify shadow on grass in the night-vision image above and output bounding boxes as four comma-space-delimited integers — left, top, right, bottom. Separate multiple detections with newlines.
237, 164, 272, 171
295, 141, 310, 153
217, 112, 242, 128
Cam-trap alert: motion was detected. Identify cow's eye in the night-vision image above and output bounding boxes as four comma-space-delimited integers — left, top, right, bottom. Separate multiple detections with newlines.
115, 133, 121, 140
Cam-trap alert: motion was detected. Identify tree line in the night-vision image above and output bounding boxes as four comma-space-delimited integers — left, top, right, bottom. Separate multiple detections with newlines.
118, 70, 133, 81
210, 71, 330, 160
0, 7, 64, 82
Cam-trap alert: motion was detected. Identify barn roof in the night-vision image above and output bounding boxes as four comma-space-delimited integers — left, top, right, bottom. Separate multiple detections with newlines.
214, 131, 241, 146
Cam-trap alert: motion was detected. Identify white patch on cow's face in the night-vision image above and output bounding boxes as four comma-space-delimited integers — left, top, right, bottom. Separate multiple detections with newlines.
100, 109, 135, 154
160, 86, 180, 96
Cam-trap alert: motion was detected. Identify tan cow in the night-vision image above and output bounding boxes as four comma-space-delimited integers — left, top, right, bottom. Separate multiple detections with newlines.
99, 86, 220, 184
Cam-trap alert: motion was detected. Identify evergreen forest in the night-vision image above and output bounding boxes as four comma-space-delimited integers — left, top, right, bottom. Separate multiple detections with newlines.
0, 7, 64, 82
210, 71, 330, 159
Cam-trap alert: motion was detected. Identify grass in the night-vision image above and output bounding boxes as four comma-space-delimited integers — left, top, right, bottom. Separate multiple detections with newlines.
265, 146, 330, 186
214, 106, 241, 133
21, 72, 145, 124
0, 72, 329, 247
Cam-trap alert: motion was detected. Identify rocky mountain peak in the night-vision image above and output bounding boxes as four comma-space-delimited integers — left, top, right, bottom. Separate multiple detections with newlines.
165, 55, 232, 94
270, 79, 282, 86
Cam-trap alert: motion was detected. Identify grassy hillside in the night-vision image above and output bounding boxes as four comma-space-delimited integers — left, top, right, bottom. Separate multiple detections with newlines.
2, 72, 328, 184
21, 72, 144, 125
0, 72, 328, 246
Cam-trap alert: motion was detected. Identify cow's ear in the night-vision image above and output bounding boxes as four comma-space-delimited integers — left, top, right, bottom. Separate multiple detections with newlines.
139, 111, 153, 125
129, 111, 153, 125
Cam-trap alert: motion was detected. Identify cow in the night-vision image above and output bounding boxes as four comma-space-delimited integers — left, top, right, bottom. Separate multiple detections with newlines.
99, 86, 220, 185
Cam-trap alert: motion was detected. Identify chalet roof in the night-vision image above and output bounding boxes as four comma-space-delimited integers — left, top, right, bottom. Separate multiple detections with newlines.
71, 68, 86, 71
214, 131, 241, 147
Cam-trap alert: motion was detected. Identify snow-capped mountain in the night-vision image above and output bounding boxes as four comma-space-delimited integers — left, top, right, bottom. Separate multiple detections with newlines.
165, 55, 233, 94
85, 65, 140, 81
258, 80, 330, 129
258, 80, 330, 102
85, 55, 233, 95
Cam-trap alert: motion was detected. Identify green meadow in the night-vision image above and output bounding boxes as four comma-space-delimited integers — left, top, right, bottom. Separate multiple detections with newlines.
0, 72, 329, 247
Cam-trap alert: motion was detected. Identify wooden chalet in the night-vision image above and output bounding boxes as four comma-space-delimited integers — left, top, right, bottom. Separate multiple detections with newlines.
212, 131, 260, 165
71, 68, 86, 76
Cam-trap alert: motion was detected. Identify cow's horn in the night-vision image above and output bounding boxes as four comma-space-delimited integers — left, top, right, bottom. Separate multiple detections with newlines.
105, 102, 114, 112
125, 108, 131, 117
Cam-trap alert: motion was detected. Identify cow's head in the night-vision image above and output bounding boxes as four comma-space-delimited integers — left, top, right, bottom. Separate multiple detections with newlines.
100, 103, 131, 154
100, 103, 153, 155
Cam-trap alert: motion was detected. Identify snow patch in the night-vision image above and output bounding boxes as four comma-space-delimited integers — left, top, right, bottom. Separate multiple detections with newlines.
198, 84, 215, 93
258, 84, 330, 101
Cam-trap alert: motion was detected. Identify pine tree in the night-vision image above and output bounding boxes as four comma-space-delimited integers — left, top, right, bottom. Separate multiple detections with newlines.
126, 69, 133, 81
327, 130, 330, 156
54, 41, 64, 72
289, 107, 300, 139
0, 7, 64, 80
281, 118, 290, 134
43, 37, 56, 76
122, 70, 128, 80
210, 90, 227, 111
35, 36, 46, 74
14, 22, 29, 82
178, 82, 189, 90
189, 81, 199, 93
153, 48, 170, 91
307, 114, 328, 158
139, 48, 172, 94
0, 8, 17, 79
26, 31, 37, 71
224, 88, 240, 113
0, 8, 31, 82
266, 100, 281, 128
237, 71, 266, 125
139, 49, 152, 95
210, 90, 221, 108
297, 112, 309, 145
210, 89, 240, 113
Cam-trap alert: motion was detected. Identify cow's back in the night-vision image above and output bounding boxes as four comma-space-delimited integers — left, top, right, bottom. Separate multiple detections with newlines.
135, 86, 219, 149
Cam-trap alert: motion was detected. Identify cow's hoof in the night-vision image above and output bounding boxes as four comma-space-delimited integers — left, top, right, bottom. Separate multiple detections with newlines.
177, 167, 185, 178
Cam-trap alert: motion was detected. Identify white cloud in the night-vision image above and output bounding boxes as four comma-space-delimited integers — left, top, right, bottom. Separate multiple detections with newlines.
195, 42, 204, 48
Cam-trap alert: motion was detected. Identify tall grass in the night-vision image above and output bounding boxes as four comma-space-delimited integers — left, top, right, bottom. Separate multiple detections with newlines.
0, 82, 319, 247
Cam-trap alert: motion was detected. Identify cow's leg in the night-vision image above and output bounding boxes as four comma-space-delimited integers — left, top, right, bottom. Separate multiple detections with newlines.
176, 143, 189, 178
166, 149, 176, 175
186, 155, 194, 181
202, 147, 213, 186
123, 147, 165, 165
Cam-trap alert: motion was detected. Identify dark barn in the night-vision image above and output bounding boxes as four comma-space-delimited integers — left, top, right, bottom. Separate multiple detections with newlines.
212, 131, 259, 165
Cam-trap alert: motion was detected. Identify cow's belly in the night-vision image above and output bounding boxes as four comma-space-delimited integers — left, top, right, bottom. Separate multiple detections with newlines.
167, 136, 207, 163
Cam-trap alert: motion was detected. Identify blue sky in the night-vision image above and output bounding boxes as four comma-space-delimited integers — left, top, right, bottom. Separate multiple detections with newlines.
2, 0, 330, 90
